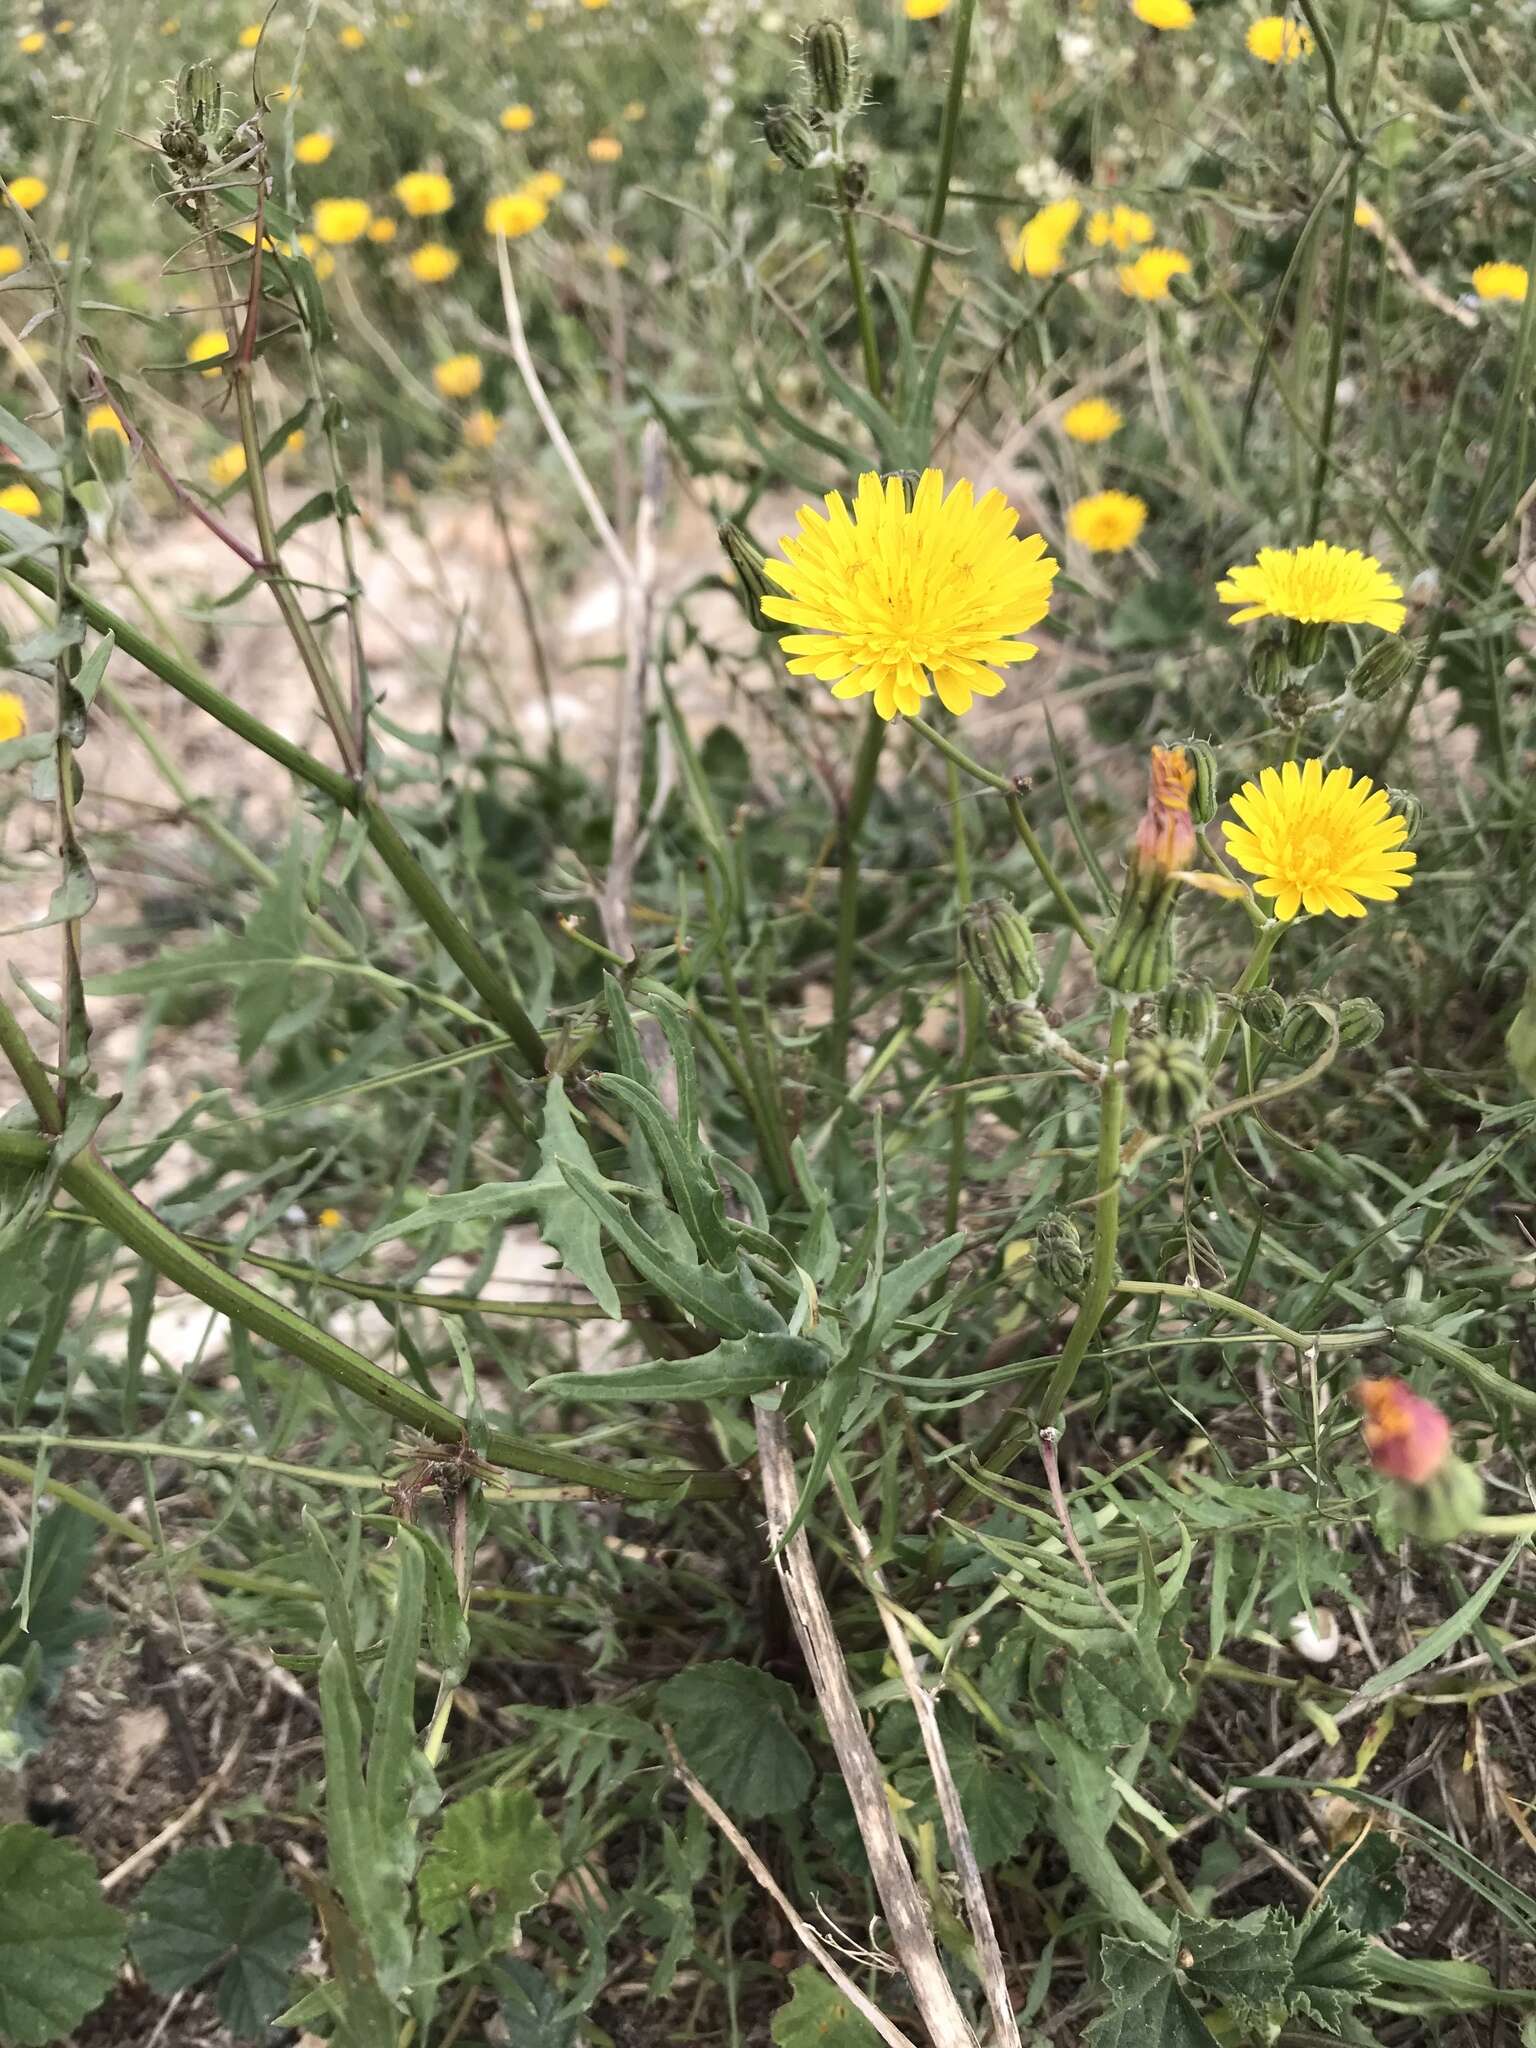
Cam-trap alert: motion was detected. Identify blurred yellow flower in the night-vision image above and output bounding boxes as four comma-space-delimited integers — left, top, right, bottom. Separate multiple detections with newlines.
313, 197, 372, 244
1354, 199, 1383, 233
268, 83, 296, 101
7, 177, 48, 212
524, 171, 565, 202
395, 170, 454, 217
86, 404, 128, 440
338, 23, 366, 48
623, 100, 647, 120
1068, 489, 1147, 552
1132, 0, 1194, 26
1217, 541, 1405, 632
463, 408, 499, 449
297, 232, 337, 280
1010, 197, 1081, 279
186, 328, 229, 378
294, 131, 334, 165
0, 691, 26, 741
1118, 246, 1191, 300
285, 428, 306, 453
409, 241, 460, 282
237, 21, 261, 47
18, 30, 46, 54
485, 190, 548, 236
433, 353, 483, 399
56, 16, 75, 29
906, 0, 954, 15
1062, 397, 1124, 443
1472, 261, 1528, 304
604, 242, 630, 268
367, 215, 398, 242
1088, 204, 1154, 252
161, 16, 180, 31
1247, 14, 1312, 61
501, 103, 535, 132
580, 0, 611, 9
52, 240, 69, 262
208, 443, 247, 488
317, 1206, 344, 1229
0, 485, 40, 518
1223, 759, 1415, 921
587, 136, 623, 163
0, 245, 23, 277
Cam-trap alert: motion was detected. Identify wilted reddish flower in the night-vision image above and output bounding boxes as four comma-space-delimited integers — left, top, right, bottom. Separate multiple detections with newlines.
1134, 745, 1197, 874
1352, 1377, 1451, 1485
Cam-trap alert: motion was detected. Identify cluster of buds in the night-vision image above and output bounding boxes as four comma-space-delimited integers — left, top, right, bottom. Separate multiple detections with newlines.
1272, 994, 1385, 1063
762, 19, 866, 209
1247, 619, 1423, 725
159, 63, 263, 214
1123, 1035, 1209, 1133
1099, 745, 1207, 995
1353, 1378, 1485, 1545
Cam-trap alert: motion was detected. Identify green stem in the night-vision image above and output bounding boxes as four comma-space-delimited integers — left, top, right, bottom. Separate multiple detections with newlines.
910, 0, 978, 330
1306, 156, 1359, 541
1204, 920, 1284, 1074
944, 756, 979, 1235
828, 704, 887, 1080
841, 211, 882, 399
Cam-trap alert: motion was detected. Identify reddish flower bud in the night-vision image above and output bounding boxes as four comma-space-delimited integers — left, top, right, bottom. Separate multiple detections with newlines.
1133, 744, 1198, 876
1352, 1377, 1451, 1485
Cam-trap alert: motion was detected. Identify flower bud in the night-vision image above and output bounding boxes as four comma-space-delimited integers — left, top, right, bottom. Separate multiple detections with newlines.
1239, 987, 1286, 1038
1352, 1376, 1450, 1483
1385, 786, 1423, 845
1183, 740, 1219, 826
961, 895, 1042, 1009
993, 1000, 1050, 1054
1124, 1036, 1208, 1133
804, 19, 854, 114
1336, 995, 1384, 1048
1392, 1455, 1486, 1547
1247, 629, 1290, 698
1158, 978, 1219, 1053
1347, 635, 1420, 703
1034, 1210, 1086, 1298
1099, 747, 1196, 995
762, 105, 819, 170
1276, 999, 1335, 1063
1286, 618, 1331, 669
717, 521, 772, 631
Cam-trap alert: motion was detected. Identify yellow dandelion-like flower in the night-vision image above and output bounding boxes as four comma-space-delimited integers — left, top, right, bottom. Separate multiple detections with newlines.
297, 231, 337, 280
1068, 489, 1147, 553
0, 244, 24, 278
1118, 246, 1192, 300
7, 177, 48, 213
1354, 199, 1383, 234
603, 242, 630, 268
463, 407, 499, 449
1217, 541, 1405, 632
56, 17, 75, 31
285, 428, 305, 454
338, 23, 366, 48
433, 353, 483, 399
762, 468, 1058, 721
501, 103, 535, 132
161, 15, 180, 30
317, 1206, 344, 1229
86, 404, 127, 440
907, 0, 954, 16
1472, 261, 1528, 304
1087, 204, 1154, 252
1246, 15, 1312, 62
1062, 396, 1124, 443
1223, 758, 1415, 920
367, 215, 398, 242
237, 21, 262, 47
587, 136, 622, 163
1010, 197, 1081, 280
395, 170, 453, 217
524, 170, 565, 202
186, 328, 229, 378
623, 99, 646, 120
580, 0, 610, 9
269, 83, 296, 102
295, 131, 334, 165
0, 484, 40, 517
409, 242, 459, 282
0, 690, 27, 742
485, 190, 548, 236
1132, 0, 1194, 28
313, 197, 372, 244
19, 30, 46, 54
208, 442, 247, 488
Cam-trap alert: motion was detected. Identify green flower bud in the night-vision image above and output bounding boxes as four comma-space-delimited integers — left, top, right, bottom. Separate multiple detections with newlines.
993, 1000, 1050, 1054
1348, 635, 1420, 703
1277, 999, 1335, 1063
1247, 629, 1290, 699
804, 19, 854, 114
1385, 786, 1423, 845
1183, 740, 1219, 826
762, 105, 819, 170
1124, 1036, 1209, 1134
1337, 995, 1384, 1048
961, 895, 1042, 1009
1099, 877, 1178, 995
1158, 978, 1219, 1053
1239, 986, 1287, 1037
1391, 1454, 1486, 1547
1034, 1210, 1086, 1298
1286, 618, 1331, 669
718, 521, 772, 631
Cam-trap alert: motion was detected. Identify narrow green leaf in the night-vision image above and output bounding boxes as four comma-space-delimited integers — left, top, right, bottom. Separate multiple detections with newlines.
1357, 1539, 1526, 1698
536, 1332, 826, 1403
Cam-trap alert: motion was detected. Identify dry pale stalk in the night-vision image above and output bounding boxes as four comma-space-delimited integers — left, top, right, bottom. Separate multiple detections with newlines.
756, 1407, 980, 2048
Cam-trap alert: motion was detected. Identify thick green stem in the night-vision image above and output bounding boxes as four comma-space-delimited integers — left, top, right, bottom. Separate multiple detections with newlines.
841, 212, 882, 399
910, 0, 978, 330
828, 704, 887, 1080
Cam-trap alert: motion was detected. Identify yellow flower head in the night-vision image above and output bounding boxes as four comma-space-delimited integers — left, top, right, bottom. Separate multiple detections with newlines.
580, 0, 610, 9
0, 245, 24, 278
1068, 490, 1146, 553
1135, 745, 1197, 874
7, 177, 48, 213
1132, 0, 1194, 28
1088, 204, 1154, 252
269, 83, 296, 102
1118, 246, 1192, 301
395, 170, 453, 217
485, 190, 548, 237
587, 136, 623, 163
338, 23, 366, 48
623, 100, 646, 120
463, 407, 499, 449
433, 352, 483, 399
285, 428, 305, 454
1223, 758, 1416, 920
408, 241, 459, 282
19, 30, 46, 54
1011, 197, 1081, 280
86, 403, 128, 440
1247, 14, 1313, 61
1354, 199, 1383, 234
762, 468, 1059, 721
237, 21, 261, 47
1472, 261, 1528, 304
1062, 396, 1124, 443
603, 242, 630, 268
524, 170, 565, 202
0, 483, 40, 518
313, 197, 372, 244
907, 0, 954, 16
501, 103, 535, 132
367, 215, 398, 242
0, 690, 27, 742
317, 1206, 343, 1229
1217, 541, 1405, 632
294, 131, 334, 165
186, 328, 228, 377
208, 442, 247, 488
